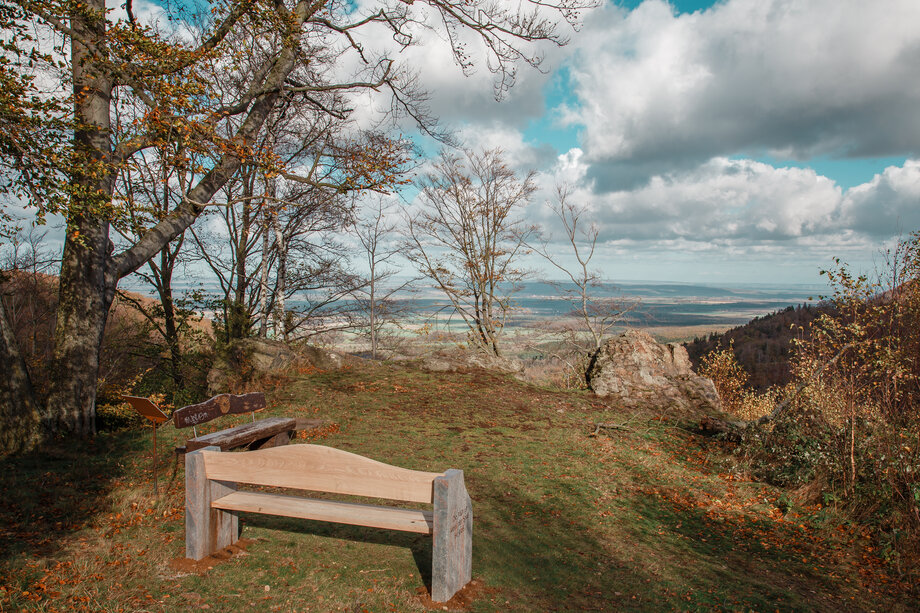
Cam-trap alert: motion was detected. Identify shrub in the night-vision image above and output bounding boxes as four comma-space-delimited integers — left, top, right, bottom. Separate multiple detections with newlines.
741, 233, 920, 583
699, 343, 777, 420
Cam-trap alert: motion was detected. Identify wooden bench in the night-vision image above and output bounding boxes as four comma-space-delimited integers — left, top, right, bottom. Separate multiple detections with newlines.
173, 392, 296, 454
185, 444, 473, 602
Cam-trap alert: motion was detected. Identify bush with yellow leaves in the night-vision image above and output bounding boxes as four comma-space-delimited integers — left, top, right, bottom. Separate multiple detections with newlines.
699, 342, 777, 421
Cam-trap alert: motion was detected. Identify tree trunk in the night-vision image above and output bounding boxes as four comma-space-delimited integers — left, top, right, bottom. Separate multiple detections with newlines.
44, 0, 116, 436
258, 207, 270, 338
46, 219, 117, 436
230, 176, 253, 340
271, 200, 287, 341
0, 294, 43, 454
369, 263, 377, 359
158, 251, 184, 390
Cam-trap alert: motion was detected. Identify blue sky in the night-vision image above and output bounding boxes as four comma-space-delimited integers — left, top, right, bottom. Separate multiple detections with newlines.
411, 0, 920, 285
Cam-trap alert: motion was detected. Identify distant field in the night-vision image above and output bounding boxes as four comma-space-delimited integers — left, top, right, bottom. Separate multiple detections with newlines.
120, 279, 823, 351
325, 281, 821, 355
384, 281, 822, 337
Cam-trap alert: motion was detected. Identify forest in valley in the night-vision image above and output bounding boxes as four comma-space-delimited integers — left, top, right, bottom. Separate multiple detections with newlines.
685, 303, 829, 390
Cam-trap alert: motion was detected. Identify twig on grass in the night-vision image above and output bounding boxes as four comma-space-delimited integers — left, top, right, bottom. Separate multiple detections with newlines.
590, 421, 636, 436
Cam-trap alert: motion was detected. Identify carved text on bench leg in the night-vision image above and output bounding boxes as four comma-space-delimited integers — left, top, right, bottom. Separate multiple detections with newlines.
186, 447, 239, 560
432, 469, 473, 602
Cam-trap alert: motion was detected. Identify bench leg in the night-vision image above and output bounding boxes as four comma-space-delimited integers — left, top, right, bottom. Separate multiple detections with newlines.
186, 447, 239, 560
250, 430, 292, 450
432, 469, 473, 602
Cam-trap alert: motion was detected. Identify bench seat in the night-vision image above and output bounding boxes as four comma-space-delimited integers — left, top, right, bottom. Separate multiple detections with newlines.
212, 490, 434, 533
184, 416, 297, 453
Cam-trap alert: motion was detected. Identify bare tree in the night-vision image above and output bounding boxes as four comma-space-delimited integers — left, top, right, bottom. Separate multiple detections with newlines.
405, 148, 536, 357
0, 227, 56, 452
351, 198, 415, 358
1, 227, 59, 363
535, 184, 635, 351
114, 142, 200, 390
191, 168, 370, 344
528, 185, 636, 385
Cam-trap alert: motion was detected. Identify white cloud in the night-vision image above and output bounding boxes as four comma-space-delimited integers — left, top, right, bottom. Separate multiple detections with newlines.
528, 152, 920, 276
564, 0, 920, 186
452, 123, 557, 171
539, 155, 844, 241
841, 160, 920, 236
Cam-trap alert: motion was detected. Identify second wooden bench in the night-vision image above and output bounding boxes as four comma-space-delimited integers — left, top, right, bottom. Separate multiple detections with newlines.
173, 392, 296, 454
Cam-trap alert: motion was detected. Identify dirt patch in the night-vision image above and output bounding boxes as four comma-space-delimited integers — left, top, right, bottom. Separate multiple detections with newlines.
414, 578, 498, 611
168, 538, 254, 575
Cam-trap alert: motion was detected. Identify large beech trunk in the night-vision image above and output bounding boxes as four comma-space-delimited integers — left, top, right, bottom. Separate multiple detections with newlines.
45, 219, 117, 436
42, 0, 116, 436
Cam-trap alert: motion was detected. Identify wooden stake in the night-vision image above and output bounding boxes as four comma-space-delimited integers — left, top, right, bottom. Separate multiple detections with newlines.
122, 396, 169, 498
153, 420, 159, 497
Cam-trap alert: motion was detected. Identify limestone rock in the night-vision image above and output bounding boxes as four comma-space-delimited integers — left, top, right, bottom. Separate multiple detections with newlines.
299, 344, 347, 371
414, 350, 524, 376
462, 351, 524, 374
207, 338, 297, 395
585, 330, 721, 415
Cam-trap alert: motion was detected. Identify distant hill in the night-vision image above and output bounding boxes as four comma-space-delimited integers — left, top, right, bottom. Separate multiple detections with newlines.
684, 303, 831, 390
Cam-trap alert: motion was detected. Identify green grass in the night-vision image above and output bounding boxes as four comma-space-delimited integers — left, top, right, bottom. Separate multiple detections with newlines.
0, 361, 915, 612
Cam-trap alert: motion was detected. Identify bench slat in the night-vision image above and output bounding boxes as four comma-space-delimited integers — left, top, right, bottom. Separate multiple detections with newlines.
213, 491, 434, 534
186, 417, 296, 452
202, 445, 442, 504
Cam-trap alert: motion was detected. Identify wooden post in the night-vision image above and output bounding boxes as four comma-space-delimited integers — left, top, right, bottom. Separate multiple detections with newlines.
211, 477, 238, 551
431, 469, 473, 602
185, 447, 238, 560
153, 422, 158, 497
121, 396, 168, 498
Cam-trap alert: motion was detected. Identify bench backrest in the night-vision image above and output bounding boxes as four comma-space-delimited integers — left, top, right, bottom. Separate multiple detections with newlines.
199, 444, 443, 504
173, 392, 266, 429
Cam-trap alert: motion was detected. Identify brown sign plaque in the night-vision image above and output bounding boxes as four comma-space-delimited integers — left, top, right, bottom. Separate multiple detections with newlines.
123, 395, 169, 424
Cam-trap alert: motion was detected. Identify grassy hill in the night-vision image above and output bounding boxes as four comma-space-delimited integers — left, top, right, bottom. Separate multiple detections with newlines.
0, 359, 914, 612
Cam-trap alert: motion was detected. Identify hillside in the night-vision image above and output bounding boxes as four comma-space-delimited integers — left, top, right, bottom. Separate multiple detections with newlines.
1, 270, 212, 407
684, 303, 829, 389
0, 358, 914, 612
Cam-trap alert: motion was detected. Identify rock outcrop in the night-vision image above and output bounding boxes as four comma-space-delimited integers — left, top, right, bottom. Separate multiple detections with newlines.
396, 349, 524, 376
207, 338, 296, 394
585, 330, 721, 415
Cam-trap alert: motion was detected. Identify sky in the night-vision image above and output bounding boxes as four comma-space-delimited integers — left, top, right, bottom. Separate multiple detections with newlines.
393, 0, 920, 285
6, 0, 920, 289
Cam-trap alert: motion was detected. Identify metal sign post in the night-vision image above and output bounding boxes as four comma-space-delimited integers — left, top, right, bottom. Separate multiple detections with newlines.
122, 396, 169, 497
